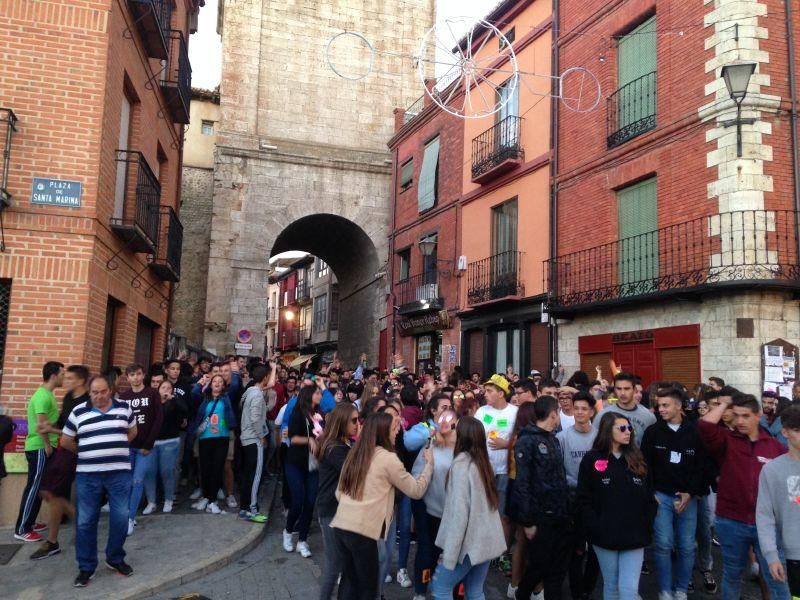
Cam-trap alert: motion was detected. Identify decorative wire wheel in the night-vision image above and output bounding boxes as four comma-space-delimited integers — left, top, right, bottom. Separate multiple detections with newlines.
558, 67, 602, 113
417, 17, 519, 119
325, 31, 375, 81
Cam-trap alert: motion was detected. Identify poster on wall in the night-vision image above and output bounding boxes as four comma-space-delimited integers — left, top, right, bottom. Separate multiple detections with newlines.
762, 339, 797, 400
3, 418, 28, 473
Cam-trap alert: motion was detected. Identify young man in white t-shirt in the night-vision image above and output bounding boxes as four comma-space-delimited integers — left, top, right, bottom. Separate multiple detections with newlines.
475, 374, 517, 537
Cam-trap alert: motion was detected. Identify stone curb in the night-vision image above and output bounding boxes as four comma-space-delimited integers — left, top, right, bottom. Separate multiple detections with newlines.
122, 477, 279, 600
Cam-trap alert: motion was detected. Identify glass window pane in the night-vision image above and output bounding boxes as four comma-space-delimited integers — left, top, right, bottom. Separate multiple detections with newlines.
494, 330, 507, 374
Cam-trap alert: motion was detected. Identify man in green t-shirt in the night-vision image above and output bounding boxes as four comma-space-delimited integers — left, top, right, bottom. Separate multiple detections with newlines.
14, 361, 64, 542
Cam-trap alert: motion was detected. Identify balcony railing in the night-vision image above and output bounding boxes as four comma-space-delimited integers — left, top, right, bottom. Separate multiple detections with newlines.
149, 207, 183, 282
128, 0, 173, 59
467, 251, 524, 305
403, 95, 425, 125
546, 210, 800, 311
111, 150, 160, 253
160, 30, 191, 124
396, 271, 442, 314
607, 71, 657, 148
278, 329, 299, 349
300, 326, 312, 343
471, 115, 523, 183
0, 108, 18, 207
266, 306, 278, 323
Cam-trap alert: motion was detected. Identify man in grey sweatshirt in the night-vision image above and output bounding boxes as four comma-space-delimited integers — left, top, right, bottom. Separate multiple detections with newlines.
756, 404, 800, 597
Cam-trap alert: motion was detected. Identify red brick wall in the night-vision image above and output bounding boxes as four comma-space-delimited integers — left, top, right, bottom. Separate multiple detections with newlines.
556, 0, 799, 259
0, 0, 193, 415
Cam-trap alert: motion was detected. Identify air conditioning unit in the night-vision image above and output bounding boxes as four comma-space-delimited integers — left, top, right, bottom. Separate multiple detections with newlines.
416, 283, 439, 301
457, 255, 468, 271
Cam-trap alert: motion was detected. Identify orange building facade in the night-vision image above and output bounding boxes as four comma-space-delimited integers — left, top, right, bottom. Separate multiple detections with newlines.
0, 0, 197, 523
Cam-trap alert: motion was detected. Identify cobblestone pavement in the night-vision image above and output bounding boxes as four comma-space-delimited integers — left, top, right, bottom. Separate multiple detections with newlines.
154, 484, 764, 600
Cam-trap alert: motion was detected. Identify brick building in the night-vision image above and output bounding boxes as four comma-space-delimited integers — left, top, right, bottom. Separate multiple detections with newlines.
457, 0, 554, 379
0, 0, 198, 524
387, 95, 465, 374
549, 0, 800, 393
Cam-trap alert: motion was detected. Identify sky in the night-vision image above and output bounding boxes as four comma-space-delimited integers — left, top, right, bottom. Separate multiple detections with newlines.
188, 0, 498, 90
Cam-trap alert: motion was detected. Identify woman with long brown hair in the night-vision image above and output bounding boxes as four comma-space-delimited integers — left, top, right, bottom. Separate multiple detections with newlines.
430, 416, 506, 598
316, 403, 359, 600
576, 411, 657, 600
331, 412, 433, 600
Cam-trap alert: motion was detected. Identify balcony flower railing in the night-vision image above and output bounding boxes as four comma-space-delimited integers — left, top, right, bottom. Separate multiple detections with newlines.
546, 210, 800, 310
128, 0, 173, 59
160, 30, 191, 124
471, 115, 523, 180
396, 271, 440, 307
607, 71, 657, 148
467, 251, 524, 305
149, 206, 183, 282
111, 150, 161, 253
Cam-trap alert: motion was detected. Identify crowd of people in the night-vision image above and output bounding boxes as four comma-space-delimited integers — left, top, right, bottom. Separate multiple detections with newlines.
7, 352, 800, 600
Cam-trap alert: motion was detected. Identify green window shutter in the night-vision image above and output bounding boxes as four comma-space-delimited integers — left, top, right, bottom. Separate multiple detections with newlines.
418, 137, 440, 212
617, 16, 656, 129
618, 178, 658, 287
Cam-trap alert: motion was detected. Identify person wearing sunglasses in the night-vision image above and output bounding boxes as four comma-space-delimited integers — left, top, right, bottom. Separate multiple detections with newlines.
576, 412, 656, 600
315, 403, 359, 600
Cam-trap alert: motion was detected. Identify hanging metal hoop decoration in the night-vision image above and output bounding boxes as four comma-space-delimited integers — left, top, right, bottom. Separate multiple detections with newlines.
417, 17, 519, 119
325, 31, 375, 81
557, 67, 602, 113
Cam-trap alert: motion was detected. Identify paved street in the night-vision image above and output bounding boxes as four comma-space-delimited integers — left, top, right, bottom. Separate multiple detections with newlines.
153, 484, 764, 600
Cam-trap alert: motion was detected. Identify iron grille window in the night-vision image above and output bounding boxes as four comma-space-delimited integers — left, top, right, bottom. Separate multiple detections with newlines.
0, 280, 11, 385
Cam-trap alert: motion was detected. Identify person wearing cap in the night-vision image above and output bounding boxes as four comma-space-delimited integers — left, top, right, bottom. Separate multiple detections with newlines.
475, 374, 518, 540
557, 386, 578, 432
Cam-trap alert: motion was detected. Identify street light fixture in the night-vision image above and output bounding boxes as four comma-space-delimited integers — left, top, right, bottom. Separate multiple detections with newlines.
418, 236, 437, 257
284, 309, 295, 321
720, 62, 757, 158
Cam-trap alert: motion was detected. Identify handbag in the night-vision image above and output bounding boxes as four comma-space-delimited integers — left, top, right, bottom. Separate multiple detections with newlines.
197, 398, 221, 436
307, 419, 319, 472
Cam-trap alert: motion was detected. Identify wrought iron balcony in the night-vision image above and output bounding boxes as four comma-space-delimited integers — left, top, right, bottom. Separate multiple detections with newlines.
403, 95, 425, 125
294, 280, 312, 304
149, 207, 183, 282
278, 328, 299, 349
128, 0, 173, 59
396, 271, 443, 315
266, 306, 278, 324
111, 150, 160, 253
467, 251, 524, 305
160, 30, 191, 124
0, 108, 18, 208
471, 115, 523, 183
546, 210, 800, 312
300, 326, 312, 343
607, 71, 657, 148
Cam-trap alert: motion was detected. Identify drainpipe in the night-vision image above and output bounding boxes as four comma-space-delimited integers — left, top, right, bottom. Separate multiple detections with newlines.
389, 140, 399, 364
785, 0, 800, 263
549, 0, 561, 369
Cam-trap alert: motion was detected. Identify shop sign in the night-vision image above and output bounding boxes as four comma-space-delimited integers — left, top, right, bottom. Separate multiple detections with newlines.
31, 178, 82, 207
234, 343, 253, 352
611, 330, 654, 344
397, 310, 451, 336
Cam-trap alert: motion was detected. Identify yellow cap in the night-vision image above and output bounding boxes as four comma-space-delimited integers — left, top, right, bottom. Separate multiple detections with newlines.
483, 374, 510, 395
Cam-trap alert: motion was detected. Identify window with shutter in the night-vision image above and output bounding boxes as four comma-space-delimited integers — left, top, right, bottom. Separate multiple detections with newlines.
618, 178, 658, 287
529, 323, 549, 375
468, 330, 484, 377
400, 159, 413, 191
613, 16, 657, 142
418, 137, 440, 212
580, 353, 612, 380
660, 347, 700, 391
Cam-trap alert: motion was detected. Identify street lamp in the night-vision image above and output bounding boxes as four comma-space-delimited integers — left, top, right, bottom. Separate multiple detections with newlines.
418, 236, 437, 257
720, 63, 757, 158
284, 309, 295, 321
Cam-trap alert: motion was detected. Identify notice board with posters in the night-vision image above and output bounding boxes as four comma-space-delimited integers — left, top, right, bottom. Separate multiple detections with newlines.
2, 417, 28, 473
762, 338, 798, 399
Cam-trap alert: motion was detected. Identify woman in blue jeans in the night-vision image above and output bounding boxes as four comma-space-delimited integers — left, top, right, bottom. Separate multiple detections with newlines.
283, 385, 321, 559
145, 380, 188, 513
576, 412, 657, 600
431, 417, 506, 599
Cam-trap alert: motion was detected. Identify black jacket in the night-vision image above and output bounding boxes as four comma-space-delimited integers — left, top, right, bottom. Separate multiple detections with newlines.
576, 450, 657, 550
640, 419, 707, 497
317, 441, 351, 519
507, 424, 569, 527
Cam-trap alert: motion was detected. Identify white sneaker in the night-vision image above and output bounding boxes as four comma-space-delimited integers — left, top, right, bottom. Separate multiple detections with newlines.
283, 529, 295, 552
127, 519, 135, 536
674, 592, 688, 600
397, 568, 412, 588
192, 498, 209, 511
142, 502, 157, 515
659, 593, 674, 600
217, 489, 225, 500
205, 502, 223, 515
384, 573, 392, 583
162, 500, 173, 513
531, 591, 544, 600
413, 595, 426, 600
296, 540, 312, 558
226, 495, 238, 509
189, 488, 202, 500
101, 503, 110, 513
507, 584, 517, 599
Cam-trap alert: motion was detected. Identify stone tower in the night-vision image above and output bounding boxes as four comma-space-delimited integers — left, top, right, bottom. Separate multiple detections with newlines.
204, 0, 435, 359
